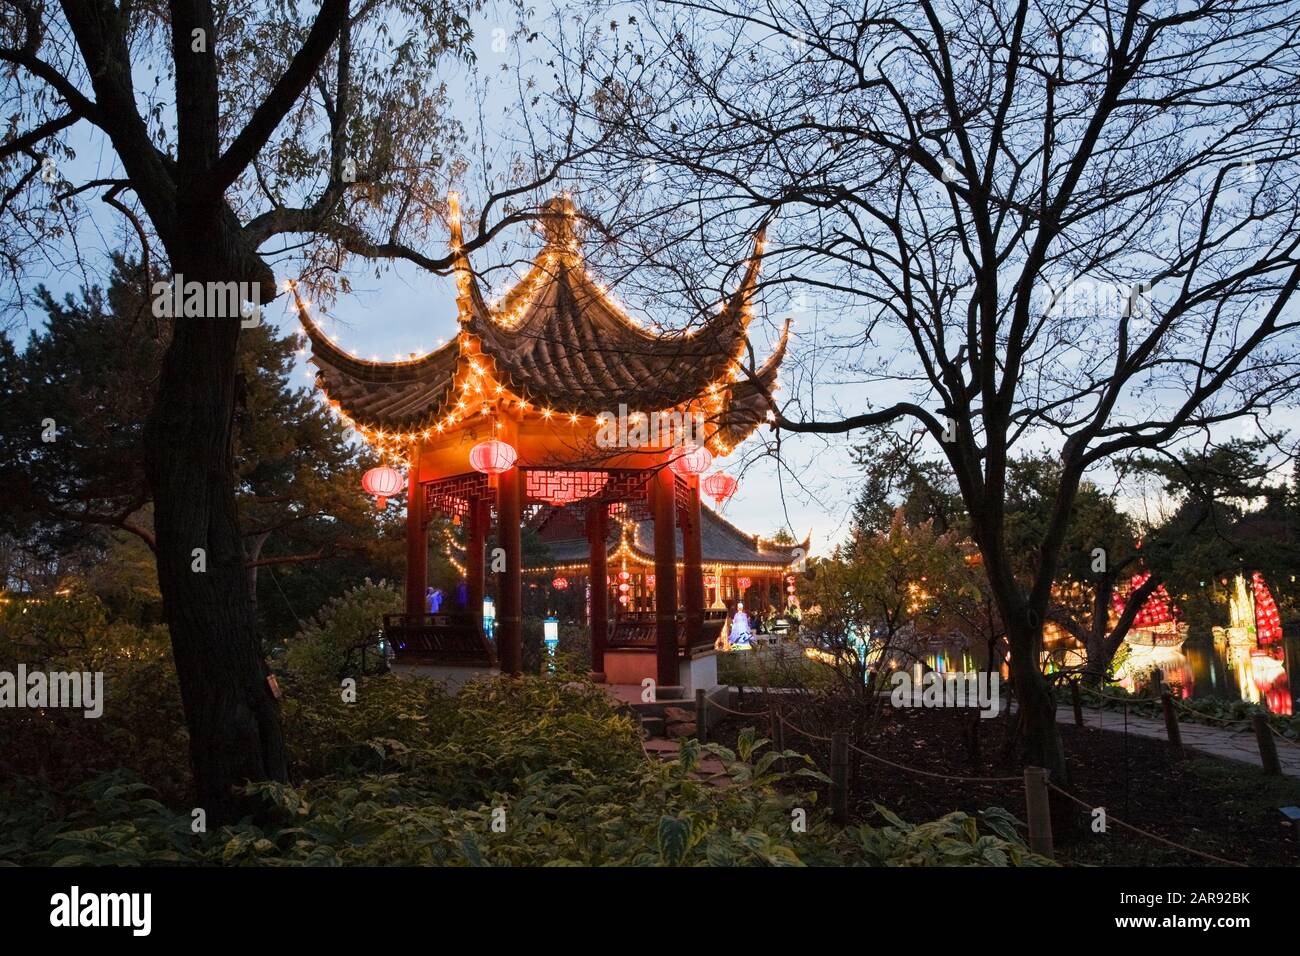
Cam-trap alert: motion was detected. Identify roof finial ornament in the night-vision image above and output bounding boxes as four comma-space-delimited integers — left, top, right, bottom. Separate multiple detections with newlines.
540, 194, 580, 250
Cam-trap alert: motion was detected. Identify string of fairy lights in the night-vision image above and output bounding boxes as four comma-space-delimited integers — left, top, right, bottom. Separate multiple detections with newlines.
291, 191, 780, 469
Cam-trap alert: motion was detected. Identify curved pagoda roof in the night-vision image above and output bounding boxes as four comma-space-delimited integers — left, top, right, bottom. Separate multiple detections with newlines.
296, 196, 787, 455
526, 504, 810, 572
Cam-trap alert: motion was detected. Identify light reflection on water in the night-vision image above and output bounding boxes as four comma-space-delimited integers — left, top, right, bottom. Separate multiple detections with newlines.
919, 629, 1298, 715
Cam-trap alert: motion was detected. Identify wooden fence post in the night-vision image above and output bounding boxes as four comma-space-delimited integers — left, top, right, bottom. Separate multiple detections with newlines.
1023, 766, 1054, 859
695, 688, 708, 745
1071, 679, 1083, 727
830, 732, 849, 825
1161, 692, 1183, 758
1253, 714, 1281, 775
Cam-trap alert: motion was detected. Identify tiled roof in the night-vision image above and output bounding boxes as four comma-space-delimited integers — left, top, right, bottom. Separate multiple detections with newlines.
526, 503, 806, 569
299, 197, 786, 446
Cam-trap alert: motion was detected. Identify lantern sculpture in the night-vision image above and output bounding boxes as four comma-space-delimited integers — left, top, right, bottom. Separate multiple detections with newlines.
362, 466, 404, 509
702, 471, 738, 507
552, 576, 569, 590
469, 439, 517, 475
736, 576, 752, 590
669, 443, 713, 477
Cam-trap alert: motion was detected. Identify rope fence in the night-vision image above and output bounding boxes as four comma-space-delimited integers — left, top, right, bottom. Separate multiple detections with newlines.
1045, 782, 1247, 868
689, 686, 1263, 865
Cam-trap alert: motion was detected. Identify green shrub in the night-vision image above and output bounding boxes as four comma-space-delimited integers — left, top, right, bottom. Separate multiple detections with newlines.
282, 579, 400, 681
0, 672, 1048, 866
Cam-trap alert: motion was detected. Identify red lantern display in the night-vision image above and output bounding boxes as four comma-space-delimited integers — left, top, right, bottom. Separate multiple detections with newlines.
551, 577, 569, 590
1111, 573, 1179, 628
1252, 572, 1283, 648
669, 443, 713, 477
361, 466, 404, 509
736, 576, 752, 590
618, 570, 631, 581
702, 471, 738, 506
469, 439, 517, 475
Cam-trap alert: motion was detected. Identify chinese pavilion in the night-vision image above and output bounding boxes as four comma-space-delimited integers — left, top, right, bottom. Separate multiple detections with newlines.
295, 195, 793, 688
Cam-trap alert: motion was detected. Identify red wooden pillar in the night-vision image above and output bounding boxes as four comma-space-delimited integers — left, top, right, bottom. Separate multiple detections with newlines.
681, 475, 704, 651
467, 496, 488, 619
586, 502, 608, 681
497, 418, 523, 675
404, 444, 427, 616
651, 466, 679, 687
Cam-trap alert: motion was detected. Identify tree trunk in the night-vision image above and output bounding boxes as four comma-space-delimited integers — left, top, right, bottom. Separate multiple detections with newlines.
144, 263, 287, 824
1008, 620, 1068, 784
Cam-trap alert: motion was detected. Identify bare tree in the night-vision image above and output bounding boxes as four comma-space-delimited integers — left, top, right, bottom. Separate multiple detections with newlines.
0, 0, 581, 818
554, 0, 1300, 778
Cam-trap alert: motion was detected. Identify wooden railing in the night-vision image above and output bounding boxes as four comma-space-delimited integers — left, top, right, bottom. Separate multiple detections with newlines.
383, 612, 495, 667
608, 611, 722, 655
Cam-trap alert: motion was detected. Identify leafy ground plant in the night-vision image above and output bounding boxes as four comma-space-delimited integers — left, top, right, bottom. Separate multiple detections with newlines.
0, 674, 1048, 866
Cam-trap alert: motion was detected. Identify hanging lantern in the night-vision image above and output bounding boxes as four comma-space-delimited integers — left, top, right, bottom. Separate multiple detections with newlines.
618, 570, 631, 581
618, 583, 629, 593
669, 443, 713, 477
736, 576, 752, 590
647, 574, 656, 588
618, 595, 628, 605
702, 471, 738, 506
704, 575, 717, 587
361, 466, 404, 509
551, 576, 569, 590
469, 439, 517, 475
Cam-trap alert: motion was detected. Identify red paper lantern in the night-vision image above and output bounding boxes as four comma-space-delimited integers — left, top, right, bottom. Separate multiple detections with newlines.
736, 576, 752, 590
469, 439, 517, 475
669, 443, 713, 477
618, 570, 631, 581
702, 472, 738, 506
551, 577, 569, 590
361, 466, 404, 509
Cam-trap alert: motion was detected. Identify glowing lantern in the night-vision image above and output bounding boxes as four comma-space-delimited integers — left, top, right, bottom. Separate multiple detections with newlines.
669, 443, 713, 477
618, 570, 631, 582
702, 472, 738, 507
647, 574, 656, 587
469, 439, 517, 475
618, 595, 628, 605
552, 577, 569, 590
362, 466, 404, 509
736, 576, 752, 590
618, 583, 629, 593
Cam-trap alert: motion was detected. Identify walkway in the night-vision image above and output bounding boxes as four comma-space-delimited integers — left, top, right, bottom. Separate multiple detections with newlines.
1061, 704, 1300, 779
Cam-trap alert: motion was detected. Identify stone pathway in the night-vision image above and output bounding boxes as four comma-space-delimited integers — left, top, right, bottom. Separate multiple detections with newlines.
641, 736, 732, 785
1060, 704, 1300, 779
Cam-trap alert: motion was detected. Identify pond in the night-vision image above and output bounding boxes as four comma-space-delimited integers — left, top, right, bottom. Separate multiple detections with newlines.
919, 628, 1299, 716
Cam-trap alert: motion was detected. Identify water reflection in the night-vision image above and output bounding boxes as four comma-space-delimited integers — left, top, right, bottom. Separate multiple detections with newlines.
1121, 629, 1297, 715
